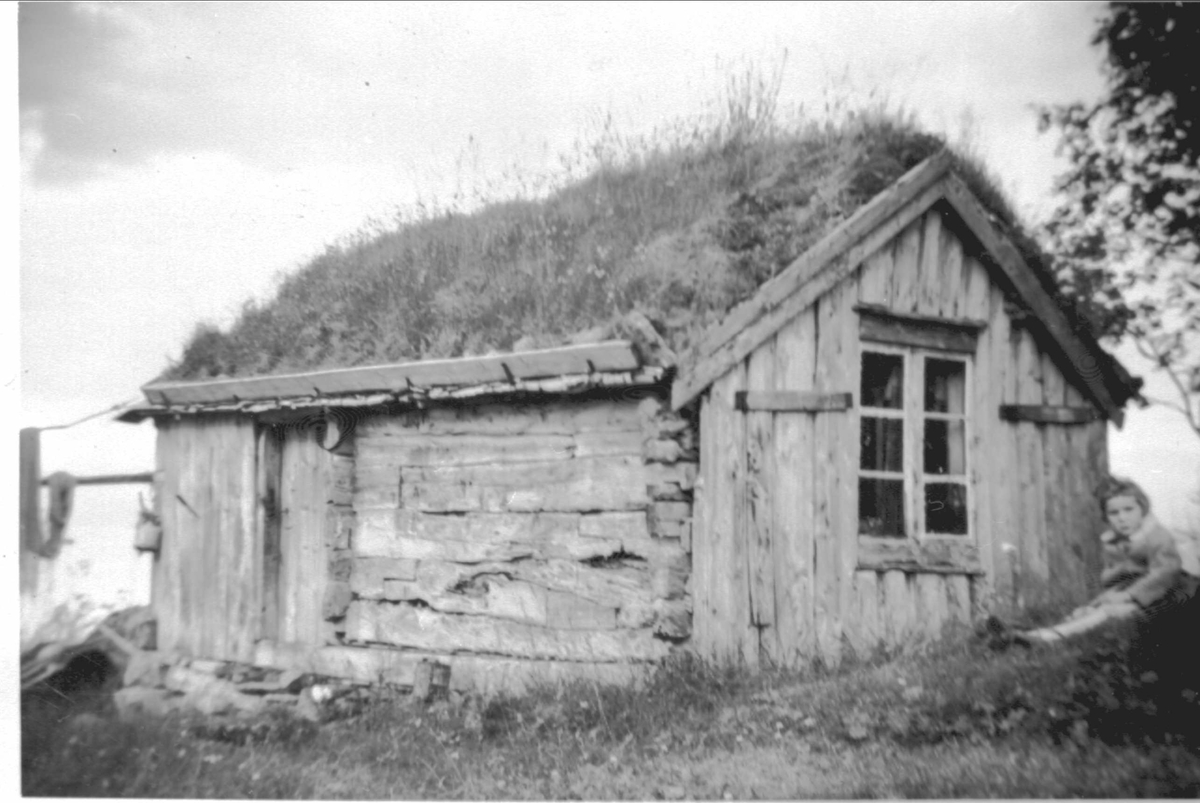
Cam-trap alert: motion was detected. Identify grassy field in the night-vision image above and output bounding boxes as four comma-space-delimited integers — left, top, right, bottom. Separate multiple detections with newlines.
21, 608, 1200, 799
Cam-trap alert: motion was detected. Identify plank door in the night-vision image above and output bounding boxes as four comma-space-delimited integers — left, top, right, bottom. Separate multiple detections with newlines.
263, 424, 332, 648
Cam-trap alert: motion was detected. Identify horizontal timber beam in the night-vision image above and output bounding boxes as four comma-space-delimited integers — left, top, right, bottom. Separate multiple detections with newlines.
40, 472, 155, 487
734, 391, 853, 413
999, 405, 1102, 425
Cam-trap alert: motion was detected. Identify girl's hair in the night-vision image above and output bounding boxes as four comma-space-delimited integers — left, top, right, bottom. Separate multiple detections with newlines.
1096, 475, 1151, 515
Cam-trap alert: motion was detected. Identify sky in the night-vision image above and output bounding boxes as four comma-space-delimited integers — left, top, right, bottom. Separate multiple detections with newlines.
10, 1, 1200, 629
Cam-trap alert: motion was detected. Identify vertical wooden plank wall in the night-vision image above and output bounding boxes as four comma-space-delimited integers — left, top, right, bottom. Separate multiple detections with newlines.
151, 415, 260, 663
692, 203, 1114, 667
773, 309, 818, 665
708, 366, 750, 663
813, 279, 859, 666
743, 336, 777, 667
152, 419, 181, 655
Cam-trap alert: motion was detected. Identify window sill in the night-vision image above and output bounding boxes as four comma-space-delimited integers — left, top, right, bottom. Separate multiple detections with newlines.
857, 536, 983, 575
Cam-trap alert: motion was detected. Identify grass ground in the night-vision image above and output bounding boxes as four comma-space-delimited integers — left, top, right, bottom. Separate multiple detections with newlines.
21, 610, 1200, 799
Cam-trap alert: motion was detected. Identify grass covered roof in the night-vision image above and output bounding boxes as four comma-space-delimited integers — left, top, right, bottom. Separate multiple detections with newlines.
160, 104, 1098, 384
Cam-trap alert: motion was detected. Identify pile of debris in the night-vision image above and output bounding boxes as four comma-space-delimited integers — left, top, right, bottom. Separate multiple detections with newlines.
24, 605, 454, 727
21, 605, 157, 693
113, 656, 390, 723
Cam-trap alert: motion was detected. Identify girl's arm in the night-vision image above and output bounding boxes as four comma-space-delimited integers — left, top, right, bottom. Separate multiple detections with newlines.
1123, 533, 1184, 608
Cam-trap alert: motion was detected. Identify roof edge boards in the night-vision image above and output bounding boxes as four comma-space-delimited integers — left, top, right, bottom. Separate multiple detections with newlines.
671, 153, 1134, 425
671, 149, 956, 409
142, 340, 642, 407
938, 173, 1126, 425
118, 365, 668, 423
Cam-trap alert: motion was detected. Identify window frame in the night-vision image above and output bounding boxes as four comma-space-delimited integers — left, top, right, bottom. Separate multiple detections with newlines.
855, 315, 982, 575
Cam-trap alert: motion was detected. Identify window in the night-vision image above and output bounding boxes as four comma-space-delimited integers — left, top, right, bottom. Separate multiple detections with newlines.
858, 347, 971, 540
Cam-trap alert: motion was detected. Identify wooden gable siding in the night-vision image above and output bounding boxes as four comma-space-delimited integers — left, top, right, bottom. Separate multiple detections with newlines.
153, 415, 260, 663
691, 206, 1109, 667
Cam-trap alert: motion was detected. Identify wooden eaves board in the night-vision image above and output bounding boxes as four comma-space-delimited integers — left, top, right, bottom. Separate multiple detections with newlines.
142, 341, 643, 406
670, 150, 1127, 424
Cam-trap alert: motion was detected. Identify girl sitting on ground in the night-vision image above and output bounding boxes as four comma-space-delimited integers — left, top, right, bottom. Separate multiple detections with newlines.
1022, 476, 1200, 644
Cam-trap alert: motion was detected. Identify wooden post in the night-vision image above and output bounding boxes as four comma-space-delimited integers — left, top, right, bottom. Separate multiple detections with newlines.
19, 428, 41, 595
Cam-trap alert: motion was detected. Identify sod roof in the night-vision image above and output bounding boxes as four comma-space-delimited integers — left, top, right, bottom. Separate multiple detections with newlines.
158, 113, 1137, 410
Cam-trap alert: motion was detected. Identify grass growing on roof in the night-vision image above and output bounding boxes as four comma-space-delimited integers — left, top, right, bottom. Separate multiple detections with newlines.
162, 71, 1038, 382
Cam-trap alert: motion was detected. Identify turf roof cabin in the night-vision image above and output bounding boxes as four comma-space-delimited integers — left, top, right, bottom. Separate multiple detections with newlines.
120, 341, 697, 695
123, 149, 1140, 691
672, 150, 1140, 668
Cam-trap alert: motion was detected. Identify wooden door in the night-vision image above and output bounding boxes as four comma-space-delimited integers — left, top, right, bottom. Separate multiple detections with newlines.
261, 424, 332, 648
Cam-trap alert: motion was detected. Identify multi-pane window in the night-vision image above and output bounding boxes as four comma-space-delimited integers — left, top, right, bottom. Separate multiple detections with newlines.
858, 347, 971, 539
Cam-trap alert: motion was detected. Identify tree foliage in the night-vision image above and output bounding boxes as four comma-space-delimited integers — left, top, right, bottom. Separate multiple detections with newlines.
1040, 1, 1200, 435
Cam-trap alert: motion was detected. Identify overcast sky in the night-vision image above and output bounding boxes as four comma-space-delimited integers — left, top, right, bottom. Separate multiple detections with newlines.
11, 0, 1199, 583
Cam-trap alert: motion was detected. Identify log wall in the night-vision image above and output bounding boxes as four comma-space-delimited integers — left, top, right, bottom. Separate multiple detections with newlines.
692, 204, 1110, 667
323, 394, 697, 688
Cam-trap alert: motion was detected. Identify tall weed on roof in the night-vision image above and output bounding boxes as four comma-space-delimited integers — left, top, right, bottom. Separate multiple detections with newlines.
164, 66, 1012, 381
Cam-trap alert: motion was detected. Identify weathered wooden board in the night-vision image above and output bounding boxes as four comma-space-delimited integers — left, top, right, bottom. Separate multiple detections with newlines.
889, 216, 923, 315
743, 338, 777, 664
394, 561, 653, 613
813, 277, 859, 667
152, 420, 180, 655
1014, 330, 1050, 611
857, 538, 983, 574
857, 236, 895, 308
153, 416, 260, 663
734, 391, 852, 412
850, 571, 882, 659
856, 306, 983, 353
344, 600, 671, 662
999, 405, 1102, 424
253, 642, 649, 694
945, 573, 973, 630
690, 396, 716, 653
937, 209, 966, 319
278, 426, 334, 647
708, 364, 749, 663
354, 509, 660, 563
968, 258, 996, 610
881, 570, 909, 648
143, 341, 643, 405
916, 209, 945, 316
917, 573, 949, 643
986, 284, 1019, 616
258, 427, 284, 642
958, 234, 990, 322
353, 455, 649, 513
355, 430, 644, 469
360, 398, 646, 438
773, 310, 817, 665
231, 418, 261, 662
1040, 355, 1079, 612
